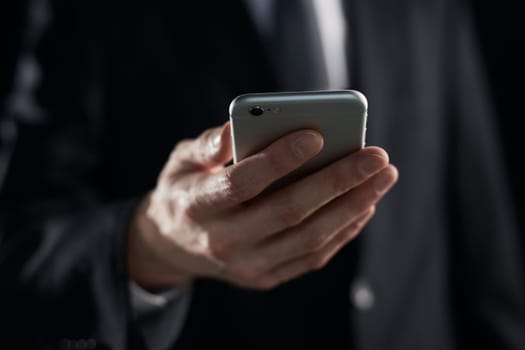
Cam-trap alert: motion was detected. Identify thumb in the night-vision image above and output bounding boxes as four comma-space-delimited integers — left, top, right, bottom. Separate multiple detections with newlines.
173, 122, 232, 171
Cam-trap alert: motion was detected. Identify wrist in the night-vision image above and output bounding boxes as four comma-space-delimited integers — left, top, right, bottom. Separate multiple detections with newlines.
127, 193, 193, 290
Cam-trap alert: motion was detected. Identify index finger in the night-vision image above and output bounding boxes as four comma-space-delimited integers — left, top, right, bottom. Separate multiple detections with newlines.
188, 130, 324, 211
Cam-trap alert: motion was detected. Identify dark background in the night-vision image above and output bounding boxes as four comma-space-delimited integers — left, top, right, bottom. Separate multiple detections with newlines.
472, 1, 525, 229
2, 0, 524, 228
0, 1, 30, 102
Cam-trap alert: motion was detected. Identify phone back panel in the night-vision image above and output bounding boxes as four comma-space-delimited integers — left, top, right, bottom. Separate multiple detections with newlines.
229, 90, 368, 188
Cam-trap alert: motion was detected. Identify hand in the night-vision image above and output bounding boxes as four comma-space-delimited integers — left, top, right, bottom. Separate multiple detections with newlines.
127, 122, 398, 290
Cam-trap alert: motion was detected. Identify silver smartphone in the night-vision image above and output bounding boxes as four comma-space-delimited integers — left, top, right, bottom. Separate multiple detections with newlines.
229, 90, 368, 190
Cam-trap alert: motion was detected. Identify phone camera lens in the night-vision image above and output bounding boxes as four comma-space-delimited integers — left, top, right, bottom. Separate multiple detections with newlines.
249, 106, 264, 116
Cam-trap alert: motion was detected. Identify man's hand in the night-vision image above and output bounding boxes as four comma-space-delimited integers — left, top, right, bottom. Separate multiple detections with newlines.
127, 122, 398, 290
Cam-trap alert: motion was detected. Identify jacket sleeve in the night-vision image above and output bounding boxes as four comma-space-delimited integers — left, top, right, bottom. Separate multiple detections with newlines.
0, 1, 146, 349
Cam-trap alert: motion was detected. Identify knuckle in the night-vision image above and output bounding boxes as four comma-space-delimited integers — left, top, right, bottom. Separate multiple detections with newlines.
306, 254, 328, 271
197, 128, 215, 147
353, 217, 367, 232
201, 128, 214, 143
228, 264, 253, 282
232, 258, 269, 282
179, 193, 203, 219
182, 200, 201, 221
253, 276, 278, 291
173, 139, 192, 154
165, 140, 190, 167
343, 226, 360, 241
275, 200, 304, 228
249, 257, 270, 276
327, 162, 353, 194
222, 169, 254, 203
261, 150, 288, 177
201, 129, 220, 154
208, 238, 233, 261
302, 232, 327, 253
339, 189, 372, 218
352, 190, 377, 213
228, 264, 252, 284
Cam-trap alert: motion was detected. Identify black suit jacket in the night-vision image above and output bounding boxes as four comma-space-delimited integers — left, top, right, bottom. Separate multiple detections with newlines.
1, 1, 524, 349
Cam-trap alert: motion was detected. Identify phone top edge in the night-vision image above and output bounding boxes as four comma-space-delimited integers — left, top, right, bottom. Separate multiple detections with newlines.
349, 90, 368, 110
228, 89, 367, 116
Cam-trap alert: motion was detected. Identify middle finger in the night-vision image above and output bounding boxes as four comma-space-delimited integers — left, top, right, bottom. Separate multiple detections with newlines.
230, 146, 390, 242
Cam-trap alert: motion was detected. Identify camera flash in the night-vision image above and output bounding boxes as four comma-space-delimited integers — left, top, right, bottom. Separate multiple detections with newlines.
273, 106, 282, 113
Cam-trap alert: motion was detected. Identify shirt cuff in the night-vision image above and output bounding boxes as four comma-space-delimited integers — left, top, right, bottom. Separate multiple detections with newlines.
130, 281, 192, 350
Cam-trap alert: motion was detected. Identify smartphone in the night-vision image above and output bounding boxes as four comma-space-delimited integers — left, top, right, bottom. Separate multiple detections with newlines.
229, 89, 368, 191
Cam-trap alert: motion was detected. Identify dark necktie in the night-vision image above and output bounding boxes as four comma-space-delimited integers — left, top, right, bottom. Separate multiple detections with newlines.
270, 0, 329, 91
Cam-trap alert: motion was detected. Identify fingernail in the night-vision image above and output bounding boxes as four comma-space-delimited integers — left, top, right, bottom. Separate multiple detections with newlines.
374, 168, 397, 194
358, 155, 386, 176
292, 132, 323, 159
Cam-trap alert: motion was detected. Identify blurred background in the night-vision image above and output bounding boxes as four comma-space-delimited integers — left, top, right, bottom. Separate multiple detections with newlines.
2, 0, 523, 209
